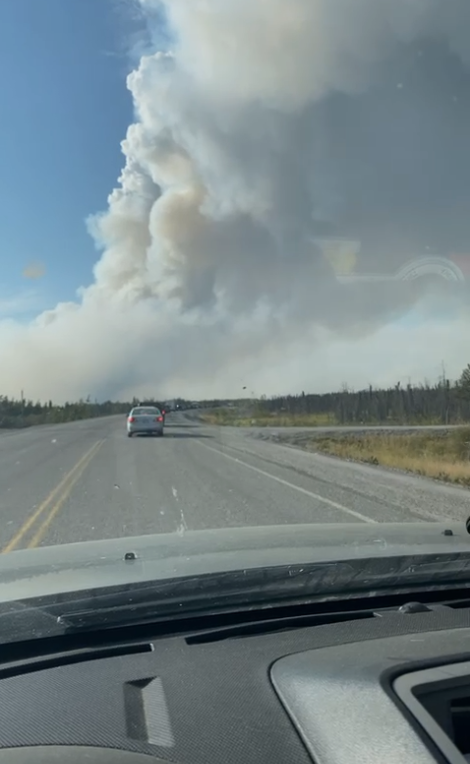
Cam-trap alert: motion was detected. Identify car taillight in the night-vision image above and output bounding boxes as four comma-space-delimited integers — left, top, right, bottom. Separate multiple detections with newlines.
156, 416, 163, 422
128, 416, 135, 422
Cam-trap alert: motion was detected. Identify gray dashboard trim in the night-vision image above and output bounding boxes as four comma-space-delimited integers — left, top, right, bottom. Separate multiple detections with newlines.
270, 626, 470, 764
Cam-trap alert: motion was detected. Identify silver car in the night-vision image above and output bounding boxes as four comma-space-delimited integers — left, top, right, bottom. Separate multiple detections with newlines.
127, 406, 164, 437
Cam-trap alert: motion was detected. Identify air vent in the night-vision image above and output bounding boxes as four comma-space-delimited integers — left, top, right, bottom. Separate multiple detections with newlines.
394, 660, 470, 764
186, 608, 376, 644
442, 598, 470, 610
0, 643, 154, 680
452, 697, 470, 755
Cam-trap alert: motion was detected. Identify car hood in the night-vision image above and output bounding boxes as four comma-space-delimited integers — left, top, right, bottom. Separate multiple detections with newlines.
0, 521, 468, 602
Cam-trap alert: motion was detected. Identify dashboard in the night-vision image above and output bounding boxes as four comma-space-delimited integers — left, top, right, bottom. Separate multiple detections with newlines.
0, 601, 470, 763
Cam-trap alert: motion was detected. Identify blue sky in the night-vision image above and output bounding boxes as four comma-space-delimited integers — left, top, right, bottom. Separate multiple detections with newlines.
0, 0, 143, 320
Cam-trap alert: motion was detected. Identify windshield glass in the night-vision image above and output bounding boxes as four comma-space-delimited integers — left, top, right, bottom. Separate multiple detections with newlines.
0, 0, 470, 631
132, 408, 160, 416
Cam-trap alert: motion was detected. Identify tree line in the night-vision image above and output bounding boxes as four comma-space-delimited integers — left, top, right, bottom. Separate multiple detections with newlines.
3, 362, 470, 429
0, 395, 197, 429
0, 397, 131, 429
256, 364, 470, 424
201, 364, 470, 425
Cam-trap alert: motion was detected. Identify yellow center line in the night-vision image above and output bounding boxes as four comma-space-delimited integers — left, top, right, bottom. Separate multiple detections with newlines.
27, 439, 104, 549
2, 439, 104, 554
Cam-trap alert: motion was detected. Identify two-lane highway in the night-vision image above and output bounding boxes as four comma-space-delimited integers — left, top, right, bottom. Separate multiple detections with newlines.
0, 412, 469, 552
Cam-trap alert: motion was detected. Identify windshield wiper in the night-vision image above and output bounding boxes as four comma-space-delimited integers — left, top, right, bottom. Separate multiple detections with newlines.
1, 552, 470, 643
55, 553, 470, 634
57, 561, 349, 631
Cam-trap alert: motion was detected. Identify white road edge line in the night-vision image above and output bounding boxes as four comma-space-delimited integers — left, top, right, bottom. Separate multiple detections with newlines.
197, 441, 377, 524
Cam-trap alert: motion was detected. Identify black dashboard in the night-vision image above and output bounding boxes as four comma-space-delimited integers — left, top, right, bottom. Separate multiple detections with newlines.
0, 596, 470, 763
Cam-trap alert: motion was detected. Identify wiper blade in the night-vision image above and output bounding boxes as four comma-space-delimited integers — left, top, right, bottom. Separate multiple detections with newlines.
0, 553, 468, 642
57, 561, 349, 632
56, 553, 470, 634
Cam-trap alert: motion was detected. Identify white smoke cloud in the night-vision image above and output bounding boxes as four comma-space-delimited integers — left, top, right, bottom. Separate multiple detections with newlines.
1, 0, 470, 402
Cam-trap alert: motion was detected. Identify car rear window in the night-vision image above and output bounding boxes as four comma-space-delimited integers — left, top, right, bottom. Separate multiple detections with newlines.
132, 407, 160, 416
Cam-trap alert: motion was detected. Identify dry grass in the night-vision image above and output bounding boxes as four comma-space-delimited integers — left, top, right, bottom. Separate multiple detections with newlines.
309, 429, 470, 486
200, 410, 337, 427
200, 408, 450, 428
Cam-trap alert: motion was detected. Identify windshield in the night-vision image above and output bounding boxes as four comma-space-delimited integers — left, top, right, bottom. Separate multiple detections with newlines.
131, 408, 161, 416
0, 0, 470, 629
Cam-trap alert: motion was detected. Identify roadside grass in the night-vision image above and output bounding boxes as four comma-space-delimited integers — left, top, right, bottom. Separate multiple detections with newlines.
308, 429, 470, 486
200, 410, 337, 427
200, 408, 458, 428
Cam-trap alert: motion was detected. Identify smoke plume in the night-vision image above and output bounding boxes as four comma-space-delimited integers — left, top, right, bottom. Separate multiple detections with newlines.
2, 0, 470, 401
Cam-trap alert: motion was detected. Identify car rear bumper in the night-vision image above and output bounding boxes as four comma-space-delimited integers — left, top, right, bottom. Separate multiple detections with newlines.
127, 426, 164, 435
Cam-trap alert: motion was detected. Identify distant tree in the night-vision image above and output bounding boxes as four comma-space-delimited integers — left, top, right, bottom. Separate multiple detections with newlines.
457, 363, 470, 399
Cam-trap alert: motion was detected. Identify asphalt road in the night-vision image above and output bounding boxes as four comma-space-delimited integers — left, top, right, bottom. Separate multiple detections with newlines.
0, 412, 469, 552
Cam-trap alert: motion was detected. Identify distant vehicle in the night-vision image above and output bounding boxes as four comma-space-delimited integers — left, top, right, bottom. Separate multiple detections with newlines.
127, 406, 164, 438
